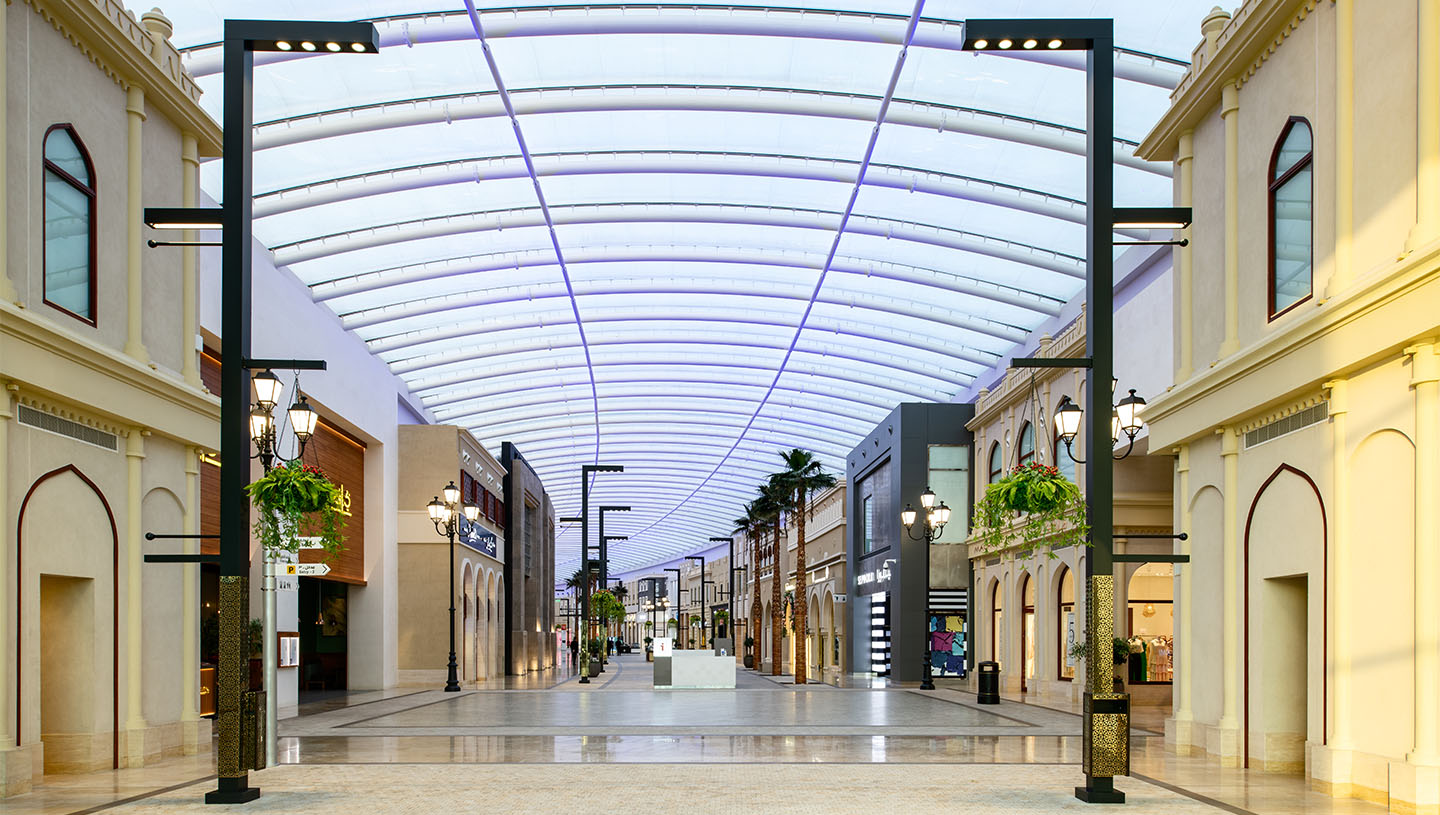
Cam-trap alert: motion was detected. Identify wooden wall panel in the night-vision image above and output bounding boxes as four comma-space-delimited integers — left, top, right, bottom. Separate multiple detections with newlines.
299, 420, 366, 585
200, 350, 222, 555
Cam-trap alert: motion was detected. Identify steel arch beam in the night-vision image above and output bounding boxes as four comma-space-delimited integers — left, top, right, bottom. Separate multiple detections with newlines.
349, 280, 1023, 359
474, 408, 874, 446
246, 84, 1165, 177
254, 151, 1127, 240
319, 245, 1063, 316
430, 374, 902, 416
409, 356, 950, 406
277, 201, 1084, 279
391, 331, 981, 388
438, 387, 890, 430
434, 383, 898, 429
509, 430, 851, 458
386, 313, 1005, 380
179, 6, 1185, 89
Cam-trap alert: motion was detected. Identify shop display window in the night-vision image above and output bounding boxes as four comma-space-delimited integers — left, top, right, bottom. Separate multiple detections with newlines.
1058, 566, 1076, 680
1125, 562, 1174, 683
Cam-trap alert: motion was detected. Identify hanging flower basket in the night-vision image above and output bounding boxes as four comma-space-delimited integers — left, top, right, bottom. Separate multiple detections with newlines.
970, 462, 1088, 558
245, 461, 346, 559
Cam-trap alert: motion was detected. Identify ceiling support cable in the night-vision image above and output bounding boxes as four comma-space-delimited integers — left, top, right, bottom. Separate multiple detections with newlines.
461, 0, 602, 465
630, 0, 930, 540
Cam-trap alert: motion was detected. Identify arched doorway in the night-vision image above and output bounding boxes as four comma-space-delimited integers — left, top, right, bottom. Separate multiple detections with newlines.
17, 465, 119, 771
1057, 565, 1076, 680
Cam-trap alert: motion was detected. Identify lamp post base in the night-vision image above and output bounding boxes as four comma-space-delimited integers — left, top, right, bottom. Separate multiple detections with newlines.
1074, 779, 1125, 804
206, 780, 260, 805
444, 653, 461, 692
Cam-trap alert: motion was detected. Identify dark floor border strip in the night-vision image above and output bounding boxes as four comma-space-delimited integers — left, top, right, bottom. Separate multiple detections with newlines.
337, 691, 477, 728
904, 691, 1040, 726
65, 774, 215, 815
1130, 771, 1261, 815
297, 689, 430, 715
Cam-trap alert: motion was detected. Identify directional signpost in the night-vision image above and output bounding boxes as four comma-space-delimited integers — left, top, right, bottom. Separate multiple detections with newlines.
286, 563, 331, 577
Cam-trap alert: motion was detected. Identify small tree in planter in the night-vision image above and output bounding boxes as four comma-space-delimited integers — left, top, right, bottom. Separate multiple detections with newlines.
742, 637, 756, 669
245, 461, 346, 559
970, 462, 1088, 559
587, 637, 604, 677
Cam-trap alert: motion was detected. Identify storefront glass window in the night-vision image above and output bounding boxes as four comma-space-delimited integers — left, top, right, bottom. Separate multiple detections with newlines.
927, 444, 970, 542
1058, 566, 1075, 679
856, 461, 891, 555
1125, 562, 1173, 683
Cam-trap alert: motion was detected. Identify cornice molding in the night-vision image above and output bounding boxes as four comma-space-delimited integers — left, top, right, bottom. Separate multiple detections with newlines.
0, 300, 220, 445
1137, 0, 1321, 161
970, 309, 1086, 428
1144, 235, 1440, 448
21, 0, 222, 156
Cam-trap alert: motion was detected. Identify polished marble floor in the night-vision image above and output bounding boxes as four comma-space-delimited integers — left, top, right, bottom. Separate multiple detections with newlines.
1, 654, 1390, 815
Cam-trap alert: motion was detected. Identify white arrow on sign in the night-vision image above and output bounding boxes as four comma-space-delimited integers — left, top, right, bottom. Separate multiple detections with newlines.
296, 537, 325, 550
285, 563, 331, 577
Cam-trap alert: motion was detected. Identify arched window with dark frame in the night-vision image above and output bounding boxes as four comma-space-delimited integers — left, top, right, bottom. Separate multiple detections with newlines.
1269, 117, 1312, 319
988, 442, 1002, 484
43, 124, 97, 323
1018, 422, 1035, 466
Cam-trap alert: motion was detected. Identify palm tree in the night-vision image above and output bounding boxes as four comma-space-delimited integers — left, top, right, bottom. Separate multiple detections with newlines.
759, 476, 788, 676
773, 448, 837, 684
733, 503, 766, 670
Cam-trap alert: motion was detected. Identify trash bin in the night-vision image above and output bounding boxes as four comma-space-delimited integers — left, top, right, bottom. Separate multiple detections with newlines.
976, 660, 1000, 705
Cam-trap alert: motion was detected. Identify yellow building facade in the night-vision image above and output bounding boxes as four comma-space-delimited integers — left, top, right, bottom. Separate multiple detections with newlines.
1138, 1, 1440, 811
0, 0, 222, 796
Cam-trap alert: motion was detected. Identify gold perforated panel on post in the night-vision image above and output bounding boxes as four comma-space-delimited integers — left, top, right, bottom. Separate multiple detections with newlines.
216, 576, 249, 777
1082, 574, 1130, 778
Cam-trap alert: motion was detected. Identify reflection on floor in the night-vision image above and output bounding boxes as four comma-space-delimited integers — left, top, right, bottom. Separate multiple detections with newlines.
1, 655, 1389, 815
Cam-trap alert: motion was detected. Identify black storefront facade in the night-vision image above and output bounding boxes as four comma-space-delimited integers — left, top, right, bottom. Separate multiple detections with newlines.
845, 402, 975, 684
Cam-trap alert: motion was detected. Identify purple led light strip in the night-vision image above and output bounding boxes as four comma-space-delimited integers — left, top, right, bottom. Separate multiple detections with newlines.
629, 0, 930, 540
461, 0, 602, 466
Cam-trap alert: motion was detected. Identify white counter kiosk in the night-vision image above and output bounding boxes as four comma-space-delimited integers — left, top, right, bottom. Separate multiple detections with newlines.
652, 639, 736, 689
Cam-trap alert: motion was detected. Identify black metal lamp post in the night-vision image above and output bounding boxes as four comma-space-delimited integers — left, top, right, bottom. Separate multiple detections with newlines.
901, 487, 950, 691
141, 20, 379, 805
684, 555, 707, 644
711, 536, 735, 641
429, 482, 480, 693
960, 19, 1190, 805
597, 506, 630, 585
574, 465, 623, 683
663, 566, 685, 647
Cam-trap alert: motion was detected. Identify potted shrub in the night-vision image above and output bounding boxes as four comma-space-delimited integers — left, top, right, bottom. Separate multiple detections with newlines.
587, 637, 604, 677
970, 462, 1088, 559
743, 637, 755, 669
643, 636, 654, 662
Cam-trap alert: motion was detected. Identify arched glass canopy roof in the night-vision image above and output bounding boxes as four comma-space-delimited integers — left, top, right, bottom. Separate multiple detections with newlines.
150, 1, 1217, 578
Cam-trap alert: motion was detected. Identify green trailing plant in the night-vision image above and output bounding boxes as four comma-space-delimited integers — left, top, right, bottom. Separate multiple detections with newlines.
245, 461, 346, 559
688, 614, 701, 625
667, 618, 678, 629
969, 462, 1088, 558
713, 609, 730, 622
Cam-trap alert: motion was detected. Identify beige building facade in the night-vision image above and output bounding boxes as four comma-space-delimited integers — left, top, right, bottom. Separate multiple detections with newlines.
1136, 1, 1440, 812
396, 425, 511, 686
0, 0, 222, 796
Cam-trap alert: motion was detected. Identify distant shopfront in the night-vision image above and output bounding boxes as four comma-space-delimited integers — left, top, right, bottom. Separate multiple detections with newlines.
845, 403, 974, 684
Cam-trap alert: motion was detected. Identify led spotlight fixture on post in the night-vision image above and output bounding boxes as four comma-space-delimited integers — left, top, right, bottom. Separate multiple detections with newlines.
574, 464, 624, 682
966, 17, 1132, 804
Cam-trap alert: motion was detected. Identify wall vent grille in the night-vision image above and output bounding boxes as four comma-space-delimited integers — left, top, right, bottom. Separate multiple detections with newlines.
17, 405, 119, 451
1244, 402, 1328, 449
